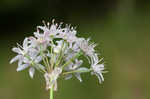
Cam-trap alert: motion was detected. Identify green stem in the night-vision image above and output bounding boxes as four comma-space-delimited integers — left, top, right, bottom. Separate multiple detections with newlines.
50, 40, 55, 69
50, 86, 54, 99
63, 69, 92, 75
40, 45, 49, 69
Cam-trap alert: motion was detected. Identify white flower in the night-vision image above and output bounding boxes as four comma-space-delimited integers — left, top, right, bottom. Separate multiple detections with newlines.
64, 51, 76, 62
44, 67, 62, 91
56, 25, 78, 44
65, 59, 88, 82
33, 31, 50, 50
78, 38, 96, 56
10, 38, 31, 64
64, 29, 77, 43
10, 37, 45, 78
91, 58, 105, 84
36, 20, 60, 38
69, 42, 80, 52
77, 38, 98, 64
17, 49, 44, 78
10, 19, 106, 93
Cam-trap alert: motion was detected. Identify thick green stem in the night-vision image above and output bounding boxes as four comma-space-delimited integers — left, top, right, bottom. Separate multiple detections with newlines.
50, 86, 54, 99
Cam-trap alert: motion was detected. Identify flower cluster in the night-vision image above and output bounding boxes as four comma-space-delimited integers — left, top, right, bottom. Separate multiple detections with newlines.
10, 19, 106, 91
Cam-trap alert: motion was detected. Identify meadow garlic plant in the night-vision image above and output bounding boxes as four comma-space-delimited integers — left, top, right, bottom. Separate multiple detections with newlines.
10, 19, 106, 99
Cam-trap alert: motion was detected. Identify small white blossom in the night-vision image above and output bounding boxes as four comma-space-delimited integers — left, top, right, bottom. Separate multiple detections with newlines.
33, 31, 50, 50
65, 59, 85, 82
17, 49, 44, 78
79, 38, 96, 55
10, 38, 31, 65
10, 19, 106, 94
91, 58, 105, 84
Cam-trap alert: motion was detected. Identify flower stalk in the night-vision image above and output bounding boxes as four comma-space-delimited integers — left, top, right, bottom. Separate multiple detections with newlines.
50, 85, 54, 99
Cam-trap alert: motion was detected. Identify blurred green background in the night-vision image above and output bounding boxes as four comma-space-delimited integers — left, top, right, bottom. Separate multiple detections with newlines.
1, 0, 150, 99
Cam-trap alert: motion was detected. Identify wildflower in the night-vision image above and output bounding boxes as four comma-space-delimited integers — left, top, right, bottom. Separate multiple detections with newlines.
10, 19, 106, 99
65, 59, 84, 82
91, 57, 105, 84
37, 20, 60, 38
33, 30, 51, 50
10, 38, 31, 65
10, 38, 45, 78
56, 25, 78, 44
17, 48, 44, 78
78, 38, 96, 56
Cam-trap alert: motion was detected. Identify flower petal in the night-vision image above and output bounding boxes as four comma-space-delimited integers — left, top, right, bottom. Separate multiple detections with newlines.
35, 56, 42, 63
12, 47, 22, 54
29, 49, 38, 59
29, 67, 35, 78
93, 72, 104, 84
77, 67, 89, 73
18, 59, 23, 67
23, 57, 30, 63
65, 74, 72, 80
10, 55, 21, 64
36, 64, 45, 71
23, 38, 28, 49
17, 64, 29, 72
75, 73, 82, 82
